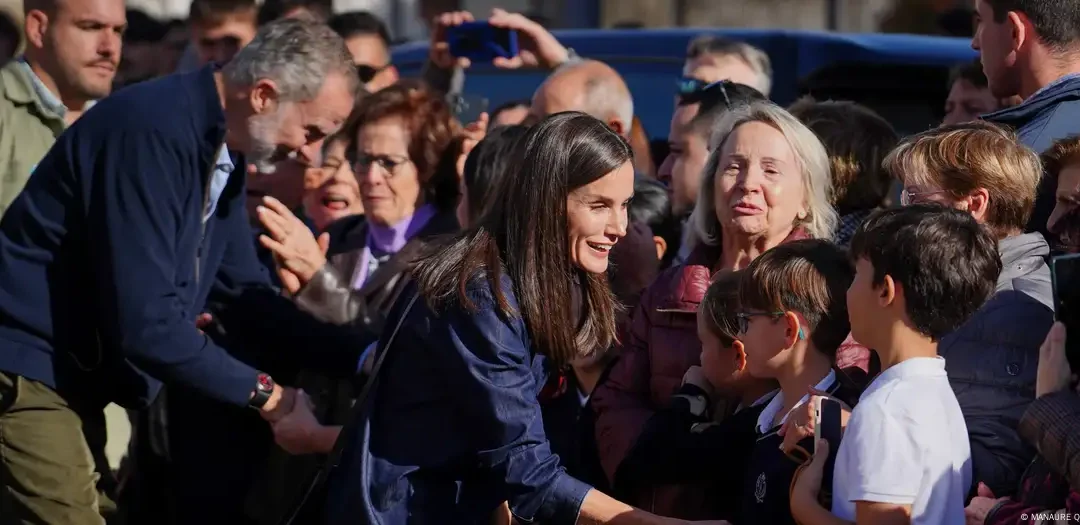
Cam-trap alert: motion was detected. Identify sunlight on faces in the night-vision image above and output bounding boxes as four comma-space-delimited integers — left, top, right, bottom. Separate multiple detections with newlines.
697, 309, 739, 388
33, 0, 126, 100
245, 71, 354, 174
683, 55, 760, 87
846, 258, 890, 351
303, 138, 363, 231
715, 121, 807, 240
660, 104, 708, 215
355, 116, 421, 227
567, 161, 635, 274
972, 0, 1021, 98
739, 310, 805, 379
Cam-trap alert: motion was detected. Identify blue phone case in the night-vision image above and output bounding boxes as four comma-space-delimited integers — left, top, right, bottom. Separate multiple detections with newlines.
447, 22, 519, 62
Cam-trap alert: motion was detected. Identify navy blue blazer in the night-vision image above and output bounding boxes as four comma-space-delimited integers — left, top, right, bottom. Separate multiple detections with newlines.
0, 66, 360, 408
322, 277, 592, 524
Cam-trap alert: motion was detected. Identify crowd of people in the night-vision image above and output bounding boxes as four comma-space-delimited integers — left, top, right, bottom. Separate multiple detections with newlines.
2, 0, 1080, 524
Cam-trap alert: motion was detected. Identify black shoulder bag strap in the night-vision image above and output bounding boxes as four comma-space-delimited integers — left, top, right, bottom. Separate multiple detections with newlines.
279, 292, 421, 525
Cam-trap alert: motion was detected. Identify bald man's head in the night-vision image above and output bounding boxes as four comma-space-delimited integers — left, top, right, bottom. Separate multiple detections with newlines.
530, 59, 634, 138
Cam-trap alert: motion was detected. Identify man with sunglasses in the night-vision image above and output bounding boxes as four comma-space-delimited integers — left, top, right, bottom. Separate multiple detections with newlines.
660, 80, 766, 265
328, 11, 398, 93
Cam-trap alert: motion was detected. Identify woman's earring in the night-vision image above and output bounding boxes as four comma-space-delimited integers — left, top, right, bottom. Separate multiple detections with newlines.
797, 211, 807, 220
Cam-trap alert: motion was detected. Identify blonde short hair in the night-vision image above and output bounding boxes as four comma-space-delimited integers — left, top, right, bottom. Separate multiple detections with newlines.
884, 121, 1041, 237
690, 100, 837, 248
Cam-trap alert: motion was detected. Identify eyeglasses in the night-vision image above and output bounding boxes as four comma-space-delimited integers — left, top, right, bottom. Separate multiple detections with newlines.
735, 311, 784, 334
356, 63, 391, 84
899, 188, 945, 206
354, 152, 411, 175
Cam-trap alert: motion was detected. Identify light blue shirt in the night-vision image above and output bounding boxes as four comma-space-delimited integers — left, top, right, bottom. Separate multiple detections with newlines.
204, 147, 234, 222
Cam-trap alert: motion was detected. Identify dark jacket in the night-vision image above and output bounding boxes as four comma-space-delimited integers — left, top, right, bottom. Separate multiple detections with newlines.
293, 211, 459, 347
939, 233, 1054, 499
320, 277, 591, 524
0, 66, 361, 410
984, 75, 1080, 237
617, 383, 776, 520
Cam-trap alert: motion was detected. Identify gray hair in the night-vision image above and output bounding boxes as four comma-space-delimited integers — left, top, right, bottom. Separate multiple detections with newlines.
689, 100, 837, 248
223, 17, 359, 102
550, 60, 634, 137
582, 75, 634, 136
687, 35, 773, 97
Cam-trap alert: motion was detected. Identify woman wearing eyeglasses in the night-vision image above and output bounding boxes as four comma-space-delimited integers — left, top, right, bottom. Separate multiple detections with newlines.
256, 80, 461, 350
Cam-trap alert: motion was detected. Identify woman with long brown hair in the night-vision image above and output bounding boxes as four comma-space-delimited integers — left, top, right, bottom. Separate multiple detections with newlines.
271, 112, 723, 525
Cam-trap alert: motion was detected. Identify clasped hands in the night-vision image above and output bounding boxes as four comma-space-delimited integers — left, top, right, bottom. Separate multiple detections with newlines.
258, 386, 335, 455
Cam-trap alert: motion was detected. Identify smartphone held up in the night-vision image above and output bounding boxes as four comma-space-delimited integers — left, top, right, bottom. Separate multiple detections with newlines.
1050, 253, 1080, 373
446, 22, 519, 62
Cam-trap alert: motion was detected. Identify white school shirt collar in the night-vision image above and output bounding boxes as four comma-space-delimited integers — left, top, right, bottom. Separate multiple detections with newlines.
756, 368, 836, 434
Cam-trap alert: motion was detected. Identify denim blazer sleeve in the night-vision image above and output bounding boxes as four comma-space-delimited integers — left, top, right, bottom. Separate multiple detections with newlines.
438, 286, 593, 523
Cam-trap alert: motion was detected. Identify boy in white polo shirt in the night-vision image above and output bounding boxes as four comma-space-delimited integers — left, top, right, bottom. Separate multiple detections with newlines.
790, 205, 1002, 525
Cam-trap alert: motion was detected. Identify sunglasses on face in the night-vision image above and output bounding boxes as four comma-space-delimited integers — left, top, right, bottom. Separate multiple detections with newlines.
677, 78, 735, 107
357, 63, 391, 84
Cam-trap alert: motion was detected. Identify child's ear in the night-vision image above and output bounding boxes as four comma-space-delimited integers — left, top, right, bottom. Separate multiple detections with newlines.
783, 311, 802, 348
879, 274, 897, 307
733, 340, 747, 372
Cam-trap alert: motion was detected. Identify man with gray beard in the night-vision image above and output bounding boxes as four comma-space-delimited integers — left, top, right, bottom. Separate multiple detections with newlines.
0, 18, 363, 524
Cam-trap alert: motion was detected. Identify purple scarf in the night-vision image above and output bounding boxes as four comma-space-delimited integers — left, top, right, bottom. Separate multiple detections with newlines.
351, 204, 437, 289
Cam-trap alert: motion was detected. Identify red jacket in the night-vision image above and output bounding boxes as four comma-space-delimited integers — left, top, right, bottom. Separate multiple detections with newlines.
591, 231, 874, 518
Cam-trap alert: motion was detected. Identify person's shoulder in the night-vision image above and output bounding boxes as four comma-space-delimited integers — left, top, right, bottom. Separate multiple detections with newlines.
77, 70, 211, 140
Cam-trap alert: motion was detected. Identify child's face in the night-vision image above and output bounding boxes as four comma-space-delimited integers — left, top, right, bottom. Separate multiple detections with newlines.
847, 258, 882, 349
697, 310, 738, 388
738, 309, 791, 379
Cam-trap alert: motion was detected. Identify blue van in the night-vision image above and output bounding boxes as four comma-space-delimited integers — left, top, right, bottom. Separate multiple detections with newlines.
392, 28, 977, 138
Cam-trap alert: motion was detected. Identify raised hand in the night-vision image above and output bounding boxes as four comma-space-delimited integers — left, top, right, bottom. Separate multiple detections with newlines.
257, 195, 330, 294
486, 8, 569, 70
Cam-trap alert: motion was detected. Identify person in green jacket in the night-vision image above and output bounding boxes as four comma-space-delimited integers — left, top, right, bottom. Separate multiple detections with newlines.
0, 0, 125, 216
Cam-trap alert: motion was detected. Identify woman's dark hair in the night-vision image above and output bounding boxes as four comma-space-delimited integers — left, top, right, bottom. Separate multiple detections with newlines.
414, 112, 633, 367
629, 178, 681, 269
350, 80, 460, 211
462, 125, 530, 225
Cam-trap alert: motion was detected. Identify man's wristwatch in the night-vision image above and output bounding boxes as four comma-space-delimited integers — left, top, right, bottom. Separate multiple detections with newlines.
248, 373, 275, 409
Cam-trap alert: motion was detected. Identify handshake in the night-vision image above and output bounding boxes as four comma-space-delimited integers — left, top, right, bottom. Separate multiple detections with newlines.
259, 385, 341, 455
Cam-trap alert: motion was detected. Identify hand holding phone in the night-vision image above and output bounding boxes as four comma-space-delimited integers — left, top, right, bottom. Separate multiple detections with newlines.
813, 397, 843, 495
446, 21, 519, 63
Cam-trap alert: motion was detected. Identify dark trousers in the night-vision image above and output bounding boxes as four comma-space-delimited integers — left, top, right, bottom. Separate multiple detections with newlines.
0, 371, 118, 525
121, 388, 272, 525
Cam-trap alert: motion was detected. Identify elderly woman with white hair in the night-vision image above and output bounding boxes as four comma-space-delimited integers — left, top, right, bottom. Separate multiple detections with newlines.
592, 100, 869, 519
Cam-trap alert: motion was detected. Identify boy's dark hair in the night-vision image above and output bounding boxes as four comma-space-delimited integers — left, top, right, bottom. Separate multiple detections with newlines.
679, 81, 766, 138
124, 9, 168, 42
849, 205, 1002, 341
788, 97, 898, 216
985, 0, 1080, 50
629, 178, 681, 269
738, 239, 854, 359
948, 59, 989, 90
328, 11, 391, 48
257, 0, 331, 25
701, 271, 742, 347
189, 0, 257, 26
